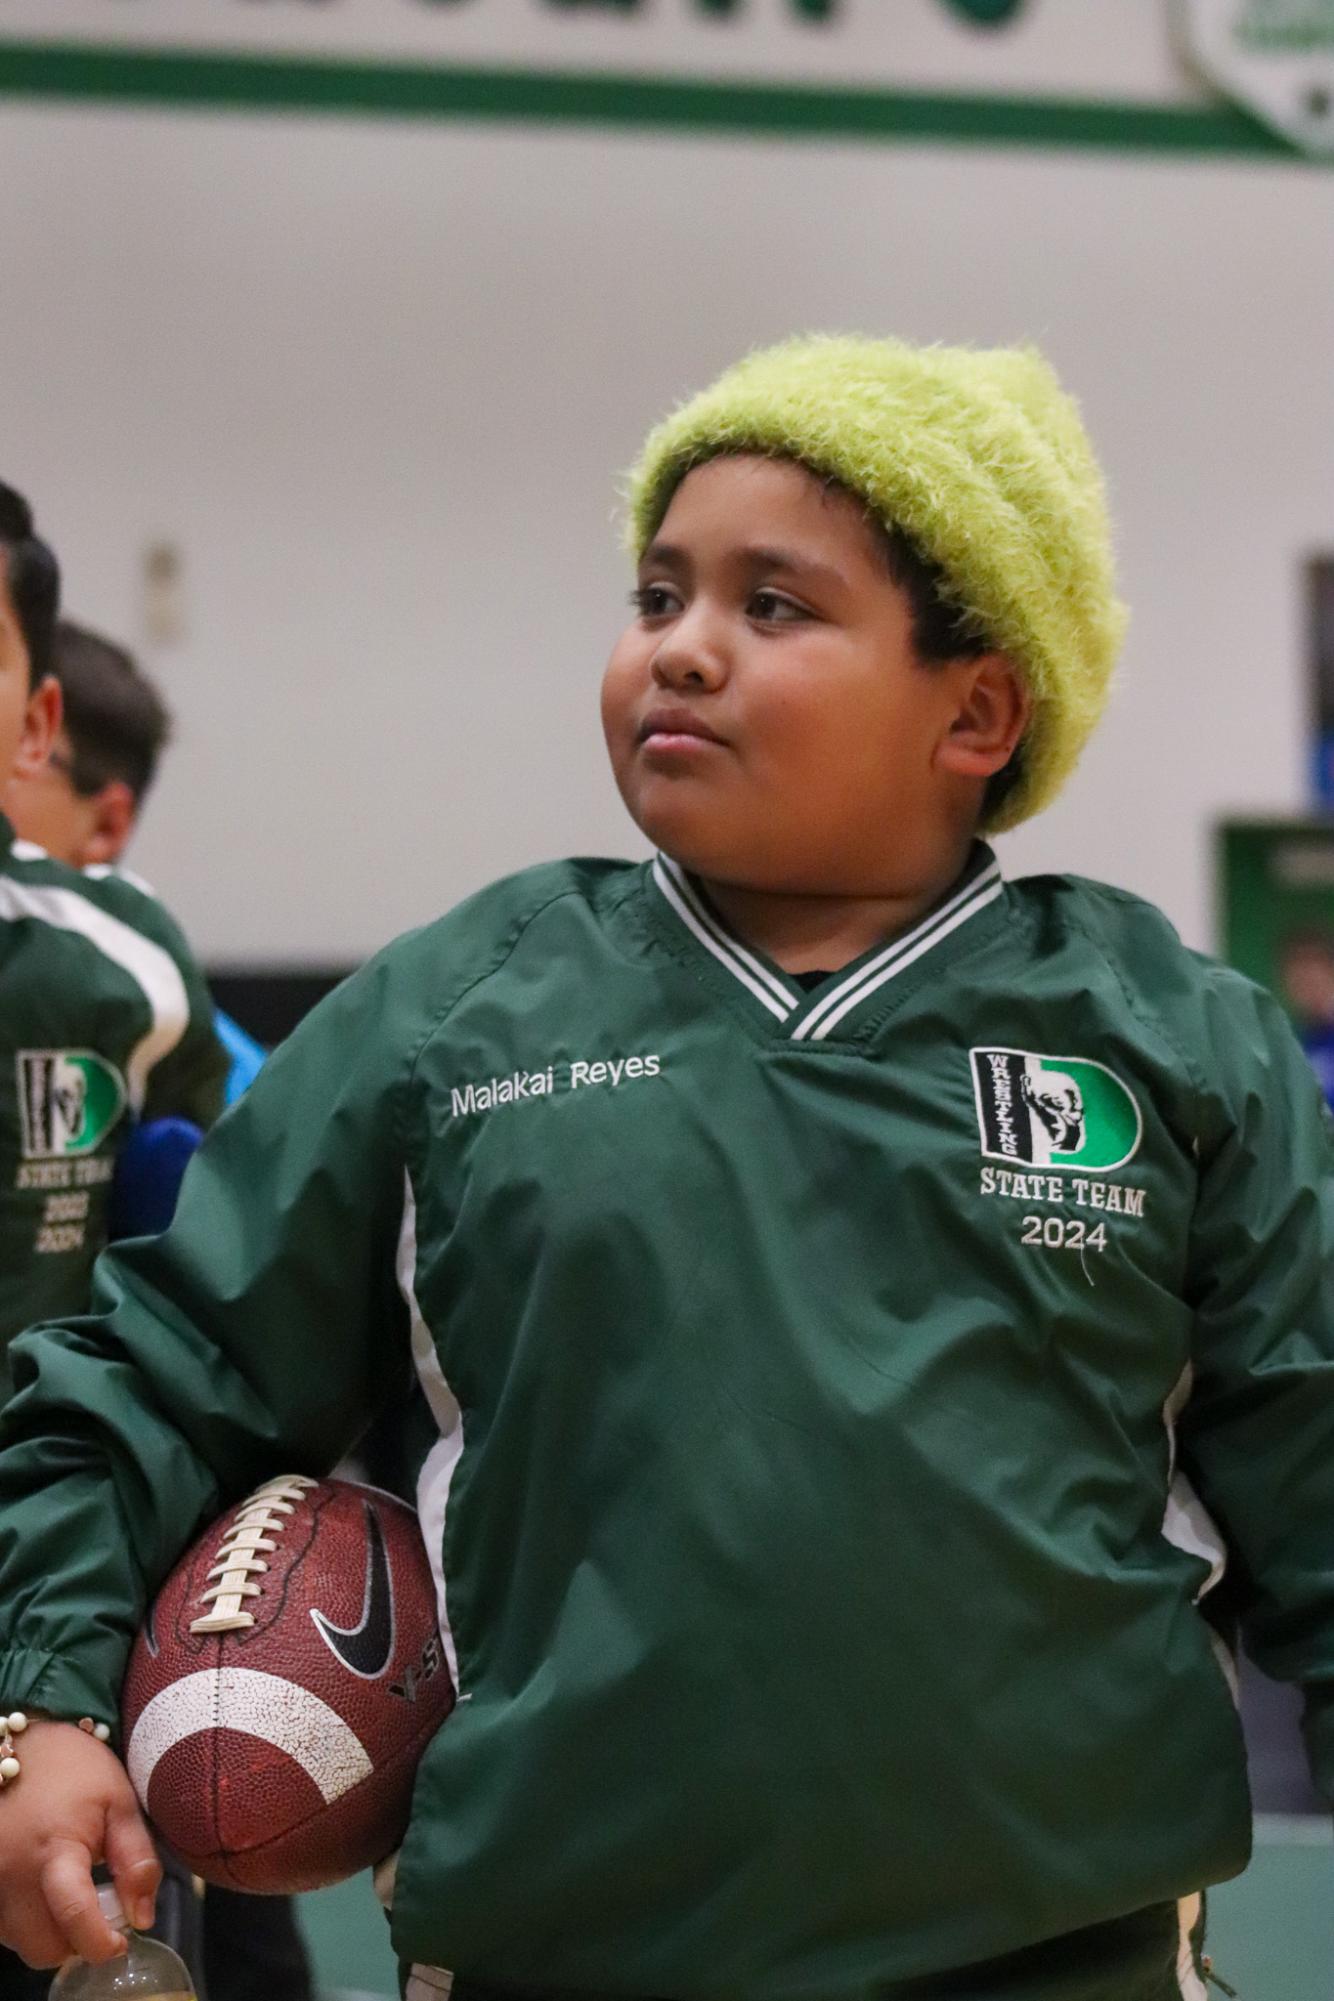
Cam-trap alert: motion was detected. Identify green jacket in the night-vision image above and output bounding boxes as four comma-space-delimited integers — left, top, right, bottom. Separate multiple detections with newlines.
1, 847, 1333, 1998
0, 816, 226, 1387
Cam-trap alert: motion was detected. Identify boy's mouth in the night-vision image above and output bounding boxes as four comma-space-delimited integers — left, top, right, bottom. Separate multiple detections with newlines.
638, 706, 727, 750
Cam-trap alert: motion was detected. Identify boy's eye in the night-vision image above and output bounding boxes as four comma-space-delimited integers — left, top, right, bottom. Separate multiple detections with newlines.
630, 584, 681, 620
749, 589, 807, 624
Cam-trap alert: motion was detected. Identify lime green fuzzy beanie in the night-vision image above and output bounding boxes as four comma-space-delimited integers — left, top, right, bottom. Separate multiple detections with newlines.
626, 335, 1126, 834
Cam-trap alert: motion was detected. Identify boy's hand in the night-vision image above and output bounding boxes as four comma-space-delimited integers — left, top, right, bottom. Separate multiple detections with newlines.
0, 1718, 160, 1968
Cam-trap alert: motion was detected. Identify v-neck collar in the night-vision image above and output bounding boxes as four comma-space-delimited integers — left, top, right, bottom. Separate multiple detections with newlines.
647, 845, 1005, 1044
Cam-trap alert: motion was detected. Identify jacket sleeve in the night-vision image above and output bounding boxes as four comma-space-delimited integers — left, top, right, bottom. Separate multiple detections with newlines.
0, 949, 416, 1730
1175, 970, 1334, 1802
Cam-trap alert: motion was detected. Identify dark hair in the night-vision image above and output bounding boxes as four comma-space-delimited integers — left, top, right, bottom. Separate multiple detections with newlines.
0, 481, 61, 687
52, 621, 173, 805
869, 513, 1025, 825
798, 463, 1024, 822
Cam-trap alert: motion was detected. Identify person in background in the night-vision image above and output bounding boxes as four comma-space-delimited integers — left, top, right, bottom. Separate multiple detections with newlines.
0, 495, 227, 1396
1276, 927, 1334, 1110
5, 621, 264, 1104
0, 489, 228, 2000
2, 605, 309, 2001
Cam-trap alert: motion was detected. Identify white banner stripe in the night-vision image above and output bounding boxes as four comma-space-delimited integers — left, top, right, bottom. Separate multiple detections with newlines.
651, 858, 793, 1022
803, 880, 1004, 1041
793, 860, 1001, 1041
126, 1667, 373, 1806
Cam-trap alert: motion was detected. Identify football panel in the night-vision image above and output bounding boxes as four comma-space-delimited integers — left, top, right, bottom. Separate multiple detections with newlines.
208, 1723, 435, 1893
141, 1732, 221, 1871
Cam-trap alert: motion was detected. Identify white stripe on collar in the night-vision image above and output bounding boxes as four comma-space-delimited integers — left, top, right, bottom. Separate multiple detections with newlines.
790, 857, 1003, 1042
791, 863, 1004, 1042
651, 855, 798, 1021
652, 851, 1002, 1037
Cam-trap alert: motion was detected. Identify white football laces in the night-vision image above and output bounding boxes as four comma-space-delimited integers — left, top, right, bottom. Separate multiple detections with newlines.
190, 1474, 319, 1636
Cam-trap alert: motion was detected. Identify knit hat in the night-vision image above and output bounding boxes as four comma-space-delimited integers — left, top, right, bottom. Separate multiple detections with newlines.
625, 335, 1125, 833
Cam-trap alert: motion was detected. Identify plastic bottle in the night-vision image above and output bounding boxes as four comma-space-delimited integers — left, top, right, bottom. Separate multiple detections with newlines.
48, 1884, 196, 1999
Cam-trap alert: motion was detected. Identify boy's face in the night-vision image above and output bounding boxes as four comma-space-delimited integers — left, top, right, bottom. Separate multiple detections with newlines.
0, 553, 60, 814
602, 455, 1001, 895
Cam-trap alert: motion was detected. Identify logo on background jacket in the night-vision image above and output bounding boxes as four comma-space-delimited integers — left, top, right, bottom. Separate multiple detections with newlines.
16, 1050, 127, 1159
970, 1048, 1142, 1172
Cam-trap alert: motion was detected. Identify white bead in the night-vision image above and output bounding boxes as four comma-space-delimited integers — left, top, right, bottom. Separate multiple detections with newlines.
6, 1713, 27, 1734
0, 1758, 20, 1781
93, 1723, 111, 1743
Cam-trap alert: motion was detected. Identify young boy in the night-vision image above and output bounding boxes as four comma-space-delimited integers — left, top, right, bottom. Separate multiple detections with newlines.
3, 618, 171, 873
0, 486, 228, 1999
1, 339, 1331, 2001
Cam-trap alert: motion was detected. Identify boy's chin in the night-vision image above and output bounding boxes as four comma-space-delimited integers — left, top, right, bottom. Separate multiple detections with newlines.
620, 783, 792, 886
626, 797, 728, 871
639, 820, 773, 888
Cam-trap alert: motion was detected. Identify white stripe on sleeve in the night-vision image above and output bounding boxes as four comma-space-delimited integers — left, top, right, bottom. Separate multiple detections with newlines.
0, 876, 189, 1109
397, 1172, 464, 1695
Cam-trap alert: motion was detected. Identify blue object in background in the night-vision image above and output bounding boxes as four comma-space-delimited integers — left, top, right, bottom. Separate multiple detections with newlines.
215, 1007, 267, 1104
1297, 1022, 1334, 1111
1312, 734, 1334, 811
108, 1116, 203, 1239
106, 1009, 264, 1240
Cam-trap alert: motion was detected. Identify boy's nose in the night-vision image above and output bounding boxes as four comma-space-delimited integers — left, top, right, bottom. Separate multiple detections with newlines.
650, 615, 729, 693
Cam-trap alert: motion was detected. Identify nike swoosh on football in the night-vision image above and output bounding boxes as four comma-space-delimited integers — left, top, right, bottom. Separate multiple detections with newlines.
309, 1501, 396, 1680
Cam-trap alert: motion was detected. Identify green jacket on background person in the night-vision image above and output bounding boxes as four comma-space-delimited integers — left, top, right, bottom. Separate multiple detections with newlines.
0, 813, 225, 1392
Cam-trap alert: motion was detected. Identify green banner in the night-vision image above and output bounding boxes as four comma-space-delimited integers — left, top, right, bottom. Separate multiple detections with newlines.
1218, 818, 1334, 1104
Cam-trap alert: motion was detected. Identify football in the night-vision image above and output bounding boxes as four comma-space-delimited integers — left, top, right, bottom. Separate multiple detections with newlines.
122, 1474, 455, 1892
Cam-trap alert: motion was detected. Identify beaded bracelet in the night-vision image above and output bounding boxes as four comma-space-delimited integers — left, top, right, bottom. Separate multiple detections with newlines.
0, 1712, 28, 1788
0, 1711, 111, 1792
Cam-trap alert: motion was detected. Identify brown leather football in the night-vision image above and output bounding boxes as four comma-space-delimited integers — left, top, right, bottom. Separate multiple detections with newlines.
122, 1474, 454, 1892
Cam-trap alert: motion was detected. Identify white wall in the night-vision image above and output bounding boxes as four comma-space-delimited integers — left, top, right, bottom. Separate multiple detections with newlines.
1, 99, 1331, 962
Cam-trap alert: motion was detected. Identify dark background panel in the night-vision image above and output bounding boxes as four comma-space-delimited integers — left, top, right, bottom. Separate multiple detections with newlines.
208, 968, 355, 1047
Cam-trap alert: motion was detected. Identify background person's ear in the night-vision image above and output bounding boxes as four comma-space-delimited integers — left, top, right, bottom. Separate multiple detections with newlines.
81, 780, 138, 866
12, 674, 61, 782
937, 654, 1030, 783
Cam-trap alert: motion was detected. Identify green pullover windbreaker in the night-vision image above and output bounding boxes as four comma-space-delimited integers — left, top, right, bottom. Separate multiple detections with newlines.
1, 847, 1332, 1998
0, 816, 226, 1391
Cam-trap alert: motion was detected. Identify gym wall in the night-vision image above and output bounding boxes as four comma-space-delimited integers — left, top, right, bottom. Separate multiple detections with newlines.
1, 1, 1331, 964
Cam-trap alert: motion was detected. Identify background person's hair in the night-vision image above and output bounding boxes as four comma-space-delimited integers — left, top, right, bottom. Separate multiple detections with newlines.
0, 480, 61, 686
53, 621, 173, 805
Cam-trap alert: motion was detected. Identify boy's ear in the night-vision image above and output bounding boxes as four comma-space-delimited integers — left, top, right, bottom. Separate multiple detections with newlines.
12, 675, 61, 782
936, 653, 1030, 783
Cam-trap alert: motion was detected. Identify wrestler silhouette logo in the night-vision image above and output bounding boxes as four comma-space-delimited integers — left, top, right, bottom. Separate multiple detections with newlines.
970, 1049, 1141, 1172
1019, 1068, 1085, 1154
16, 1050, 127, 1159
